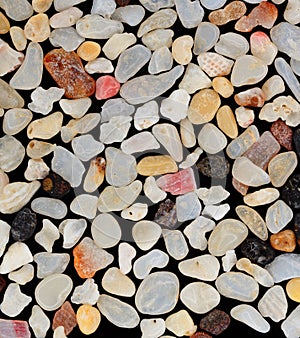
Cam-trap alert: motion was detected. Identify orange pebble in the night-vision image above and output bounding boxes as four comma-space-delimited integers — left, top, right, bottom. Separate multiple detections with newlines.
270, 229, 296, 252
77, 304, 101, 335
77, 41, 101, 62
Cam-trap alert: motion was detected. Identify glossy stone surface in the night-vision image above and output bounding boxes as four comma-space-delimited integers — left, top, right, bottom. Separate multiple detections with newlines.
286, 278, 300, 303
266, 200, 293, 234
282, 174, 300, 209
270, 230, 296, 252
281, 304, 300, 338
265, 253, 300, 282
11, 208, 37, 242
77, 304, 100, 335
52, 301, 77, 335
241, 238, 275, 266
153, 199, 177, 229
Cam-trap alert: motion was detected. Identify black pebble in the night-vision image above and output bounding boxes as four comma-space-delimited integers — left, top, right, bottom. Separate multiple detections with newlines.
240, 238, 276, 266
282, 174, 300, 210
11, 208, 37, 242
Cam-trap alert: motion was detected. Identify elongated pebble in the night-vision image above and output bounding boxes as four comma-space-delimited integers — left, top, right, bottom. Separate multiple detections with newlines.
102, 267, 136, 297
31, 197, 67, 219
163, 229, 189, 260
281, 304, 300, 338
118, 243, 136, 275
121, 131, 160, 154
102, 33, 136, 60
27, 111, 63, 140
244, 188, 280, 206
266, 200, 293, 234
194, 22, 220, 54
265, 254, 300, 282
180, 118, 196, 148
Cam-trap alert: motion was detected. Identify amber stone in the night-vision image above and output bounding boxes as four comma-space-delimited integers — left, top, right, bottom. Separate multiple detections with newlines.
115, 0, 131, 5
42, 172, 71, 198
0, 276, 6, 293
199, 309, 231, 335
44, 48, 96, 99
191, 332, 212, 338
154, 199, 177, 229
271, 120, 293, 150
270, 230, 296, 252
52, 301, 77, 335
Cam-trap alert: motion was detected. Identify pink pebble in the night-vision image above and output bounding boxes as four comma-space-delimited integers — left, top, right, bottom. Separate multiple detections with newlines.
0, 319, 31, 338
95, 75, 120, 100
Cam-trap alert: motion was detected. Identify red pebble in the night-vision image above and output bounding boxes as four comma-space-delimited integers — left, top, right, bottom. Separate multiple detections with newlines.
52, 302, 77, 335
95, 75, 120, 100
0, 319, 31, 338
199, 309, 231, 335
115, 0, 131, 5
271, 119, 293, 150
44, 48, 96, 99
156, 167, 197, 195
0, 276, 6, 293
191, 332, 213, 338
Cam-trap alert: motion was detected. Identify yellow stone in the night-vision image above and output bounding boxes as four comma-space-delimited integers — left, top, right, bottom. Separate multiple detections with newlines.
0, 12, 10, 34
286, 278, 300, 302
24, 13, 50, 42
77, 41, 101, 62
188, 89, 221, 125
77, 304, 101, 335
137, 155, 178, 176
32, 0, 53, 13
10, 27, 27, 51
212, 77, 234, 98
216, 105, 238, 139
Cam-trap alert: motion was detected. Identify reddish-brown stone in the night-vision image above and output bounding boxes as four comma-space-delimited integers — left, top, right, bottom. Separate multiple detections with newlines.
271, 119, 293, 150
199, 309, 231, 335
191, 332, 213, 338
44, 48, 96, 99
115, 0, 131, 5
95, 75, 120, 100
0, 276, 6, 293
270, 230, 296, 252
52, 302, 77, 335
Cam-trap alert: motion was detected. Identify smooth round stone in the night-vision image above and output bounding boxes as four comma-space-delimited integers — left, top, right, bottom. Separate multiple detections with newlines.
208, 219, 248, 256
91, 214, 121, 249
135, 272, 179, 315
243, 188, 280, 206
174, 0, 204, 28
216, 272, 259, 302
59, 218, 86, 249
270, 230, 296, 252
102, 33, 136, 60
140, 318, 166, 338
176, 192, 201, 222
266, 200, 293, 234
121, 203, 148, 221
35, 274, 73, 311
213, 77, 234, 98
235, 107, 255, 128
102, 267, 136, 297
118, 242, 136, 275
71, 279, 100, 306
172, 35, 193, 65
77, 304, 101, 335
53, 326, 67, 338
178, 255, 220, 281
163, 229, 189, 260
112, 5, 145, 26
215, 33, 249, 59
31, 197, 67, 219
0, 135, 25, 172
29, 305, 50, 338
70, 194, 98, 219
286, 278, 300, 302
50, 27, 84, 52
194, 22, 220, 55
137, 155, 177, 177
24, 13, 50, 42
32, 0, 53, 13
0, 12, 10, 34
121, 131, 160, 154
97, 294, 139, 328
231, 305, 270, 333
200, 0, 226, 10
166, 310, 197, 337
216, 105, 238, 139
132, 220, 162, 251
50, 7, 83, 28
180, 282, 220, 314
197, 123, 227, 154
85, 57, 114, 74
10, 26, 27, 51
3, 108, 32, 135
141, 29, 174, 51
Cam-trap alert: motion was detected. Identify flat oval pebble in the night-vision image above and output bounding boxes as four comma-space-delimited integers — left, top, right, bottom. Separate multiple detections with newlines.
266, 200, 293, 234
0, 135, 25, 172
0, 0, 33, 21
194, 22, 220, 55
24, 13, 50, 43
132, 220, 162, 251
286, 278, 300, 303
215, 32, 249, 59
31, 197, 67, 219
141, 29, 174, 51
77, 304, 100, 335
102, 267, 136, 297
50, 7, 83, 28
243, 188, 280, 206
165, 310, 196, 337
180, 282, 220, 314
9, 26, 27, 52
197, 123, 227, 154
137, 156, 177, 177
112, 5, 145, 26
163, 229, 189, 260
91, 214, 121, 249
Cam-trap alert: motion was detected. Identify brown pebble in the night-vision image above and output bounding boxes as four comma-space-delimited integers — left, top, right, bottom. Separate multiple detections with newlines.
295, 213, 300, 246
42, 172, 71, 198
191, 332, 213, 338
199, 309, 231, 335
209, 1, 247, 26
270, 229, 296, 252
52, 301, 77, 335
271, 119, 293, 150
0, 276, 6, 293
115, 0, 131, 6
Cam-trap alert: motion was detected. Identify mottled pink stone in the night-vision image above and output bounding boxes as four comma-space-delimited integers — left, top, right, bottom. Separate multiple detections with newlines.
156, 167, 197, 195
0, 319, 31, 338
95, 75, 120, 100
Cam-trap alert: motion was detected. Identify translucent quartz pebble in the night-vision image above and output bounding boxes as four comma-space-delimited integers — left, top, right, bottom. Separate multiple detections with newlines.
98, 294, 139, 328
202, 204, 230, 221
180, 118, 196, 148
53, 326, 67, 338
214, 32, 249, 59
183, 216, 215, 250
50, 7, 83, 28
262, 75, 285, 101
197, 186, 230, 205
141, 29, 174, 51
100, 116, 131, 144
230, 305, 270, 333
234, 87, 265, 107
268, 152, 298, 187
73, 237, 114, 278
235, 2, 278, 32
153, 123, 183, 162
149, 46, 173, 75
31, 197, 67, 219
83, 157, 105, 193
8, 264, 34, 285
176, 192, 201, 222
258, 285, 288, 322
232, 157, 270, 186
91, 0, 116, 16
34, 252, 70, 279
76, 304, 100, 335
49, 27, 84, 52
133, 249, 169, 279
194, 22, 220, 55
216, 105, 238, 138
163, 229, 189, 260
70, 194, 98, 219
27, 112, 63, 140
135, 271, 179, 315
29, 305, 50, 338
76, 15, 123, 39
85, 57, 114, 74
118, 243, 136, 275
0, 135, 25, 170
236, 258, 274, 287
35, 219, 60, 252
197, 123, 227, 154
28, 87, 64, 115
0, 181, 40, 214
236, 205, 268, 240
231, 55, 268, 87
216, 272, 259, 301
222, 250, 237, 272
140, 318, 166, 338
132, 220, 162, 251
281, 304, 300, 338
91, 213, 121, 249
0, 0, 33, 21
0, 220, 10, 258
178, 255, 220, 281
98, 180, 142, 212
266, 200, 293, 234
32, 0, 53, 13
180, 282, 220, 314
72, 134, 104, 162
121, 131, 159, 154
201, 0, 226, 10
0, 319, 30, 338
120, 65, 184, 105
24, 13, 50, 43
0, 78, 24, 109
250, 31, 277, 65
26, 140, 55, 159
102, 33, 136, 60
166, 310, 196, 337
121, 203, 148, 221
54, 0, 86, 11
179, 63, 211, 94
102, 267, 136, 297
101, 97, 134, 122
179, 147, 203, 170
139, 0, 174, 12
174, 0, 204, 29
3, 108, 32, 136
71, 278, 99, 305
197, 52, 234, 77
10, 26, 27, 51
0, 39, 24, 77
208, 219, 248, 256
137, 9, 177, 37
112, 5, 145, 26
274, 58, 300, 103
209, 1, 247, 25
291, 58, 300, 76
188, 89, 221, 125
59, 218, 86, 249
271, 23, 300, 61
244, 188, 279, 207
265, 254, 300, 282
51, 146, 85, 187
1, 283, 32, 317
284, 0, 300, 24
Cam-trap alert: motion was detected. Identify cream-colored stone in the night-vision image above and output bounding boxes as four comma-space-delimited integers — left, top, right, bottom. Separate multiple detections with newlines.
172, 35, 193, 65
10, 26, 27, 51
24, 13, 50, 42
165, 310, 197, 337
212, 76, 234, 98
27, 112, 63, 139
216, 105, 238, 139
